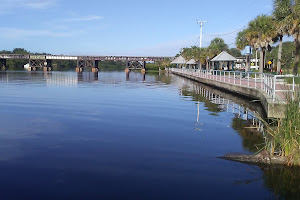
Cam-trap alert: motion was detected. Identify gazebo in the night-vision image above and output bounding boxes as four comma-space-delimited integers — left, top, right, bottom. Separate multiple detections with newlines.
211, 51, 237, 70
170, 55, 187, 68
186, 59, 198, 69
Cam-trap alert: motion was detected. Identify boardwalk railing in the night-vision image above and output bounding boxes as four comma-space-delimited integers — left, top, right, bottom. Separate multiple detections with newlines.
171, 68, 296, 102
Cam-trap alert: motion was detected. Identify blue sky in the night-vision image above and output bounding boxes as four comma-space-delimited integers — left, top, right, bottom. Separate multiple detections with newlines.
0, 0, 276, 56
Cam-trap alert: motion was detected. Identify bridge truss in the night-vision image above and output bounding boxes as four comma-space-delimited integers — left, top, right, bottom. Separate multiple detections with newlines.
0, 54, 172, 71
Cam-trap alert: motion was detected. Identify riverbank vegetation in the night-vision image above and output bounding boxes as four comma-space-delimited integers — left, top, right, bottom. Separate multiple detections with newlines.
145, 58, 172, 71
261, 91, 300, 166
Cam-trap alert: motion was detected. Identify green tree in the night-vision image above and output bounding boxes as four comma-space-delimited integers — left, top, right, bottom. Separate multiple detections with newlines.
181, 46, 196, 61
247, 15, 277, 73
266, 41, 295, 70
209, 37, 229, 52
12, 48, 30, 54
236, 30, 249, 50
229, 48, 242, 57
273, 0, 292, 73
236, 29, 252, 71
280, 0, 300, 74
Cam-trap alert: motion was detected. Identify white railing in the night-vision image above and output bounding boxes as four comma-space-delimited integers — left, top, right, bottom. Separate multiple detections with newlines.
171, 68, 296, 102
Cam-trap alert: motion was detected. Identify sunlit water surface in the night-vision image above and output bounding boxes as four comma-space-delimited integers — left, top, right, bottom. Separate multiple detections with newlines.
0, 71, 299, 200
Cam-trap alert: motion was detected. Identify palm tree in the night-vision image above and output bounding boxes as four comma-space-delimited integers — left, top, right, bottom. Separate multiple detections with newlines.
247, 15, 277, 74
281, 0, 300, 74
236, 29, 252, 71
181, 47, 194, 61
209, 37, 229, 53
273, 0, 292, 73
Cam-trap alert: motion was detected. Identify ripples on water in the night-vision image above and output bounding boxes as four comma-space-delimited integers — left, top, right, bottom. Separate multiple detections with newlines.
0, 71, 299, 200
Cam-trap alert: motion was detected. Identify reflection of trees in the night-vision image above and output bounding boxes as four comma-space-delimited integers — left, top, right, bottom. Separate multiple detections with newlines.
232, 115, 300, 199
149, 71, 172, 85
231, 116, 265, 153
262, 166, 300, 200
181, 89, 222, 115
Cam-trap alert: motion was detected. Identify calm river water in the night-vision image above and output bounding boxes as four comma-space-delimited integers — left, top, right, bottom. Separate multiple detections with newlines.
0, 71, 299, 200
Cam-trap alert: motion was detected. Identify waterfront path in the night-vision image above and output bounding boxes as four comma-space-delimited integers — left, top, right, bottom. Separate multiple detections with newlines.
171, 68, 297, 118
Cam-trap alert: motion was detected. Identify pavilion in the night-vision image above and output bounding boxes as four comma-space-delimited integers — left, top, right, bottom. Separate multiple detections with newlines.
211, 51, 237, 70
170, 55, 187, 68
186, 59, 197, 69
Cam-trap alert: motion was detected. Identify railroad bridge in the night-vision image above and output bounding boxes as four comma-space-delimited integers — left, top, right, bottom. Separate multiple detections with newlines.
0, 54, 172, 72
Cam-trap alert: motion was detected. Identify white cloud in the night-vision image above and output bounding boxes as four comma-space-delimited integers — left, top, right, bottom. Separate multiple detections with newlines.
24, 0, 56, 9
63, 15, 104, 22
0, 0, 57, 13
0, 27, 84, 38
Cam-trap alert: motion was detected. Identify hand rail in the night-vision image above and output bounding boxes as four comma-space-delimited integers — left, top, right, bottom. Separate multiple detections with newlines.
170, 68, 296, 102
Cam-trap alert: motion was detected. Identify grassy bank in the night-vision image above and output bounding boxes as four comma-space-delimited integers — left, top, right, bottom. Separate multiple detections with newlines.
263, 91, 300, 166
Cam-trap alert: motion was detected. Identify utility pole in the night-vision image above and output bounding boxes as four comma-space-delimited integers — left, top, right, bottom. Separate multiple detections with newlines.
196, 20, 207, 48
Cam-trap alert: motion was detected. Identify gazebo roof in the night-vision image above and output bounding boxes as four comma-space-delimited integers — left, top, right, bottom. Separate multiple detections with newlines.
211, 51, 237, 62
186, 59, 197, 65
171, 55, 186, 64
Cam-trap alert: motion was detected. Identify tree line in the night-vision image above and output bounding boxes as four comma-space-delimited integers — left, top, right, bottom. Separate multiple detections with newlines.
176, 0, 299, 75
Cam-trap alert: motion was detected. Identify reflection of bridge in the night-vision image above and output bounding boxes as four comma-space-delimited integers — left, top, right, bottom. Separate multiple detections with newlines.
0, 71, 160, 87
0, 54, 173, 72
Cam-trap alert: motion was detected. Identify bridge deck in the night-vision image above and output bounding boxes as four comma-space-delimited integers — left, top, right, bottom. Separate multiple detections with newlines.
0, 54, 172, 62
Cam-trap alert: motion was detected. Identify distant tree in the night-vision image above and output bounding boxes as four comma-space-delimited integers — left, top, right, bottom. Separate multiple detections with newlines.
12, 48, 30, 54
0, 50, 11, 54
209, 37, 229, 52
229, 48, 242, 57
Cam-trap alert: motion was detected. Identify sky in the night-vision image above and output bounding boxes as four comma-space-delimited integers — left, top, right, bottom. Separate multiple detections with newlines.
0, 0, 277, 56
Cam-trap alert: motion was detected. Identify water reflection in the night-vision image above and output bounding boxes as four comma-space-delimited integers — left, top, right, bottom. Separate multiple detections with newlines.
125, 71, 146, 82
262, 166, 300, 200
0, 71, 167, 87
172, 74, 300, 200
1, 70, 299, 199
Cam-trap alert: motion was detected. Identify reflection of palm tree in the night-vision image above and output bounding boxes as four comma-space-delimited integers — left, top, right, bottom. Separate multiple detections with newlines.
231, 117, 265, 153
